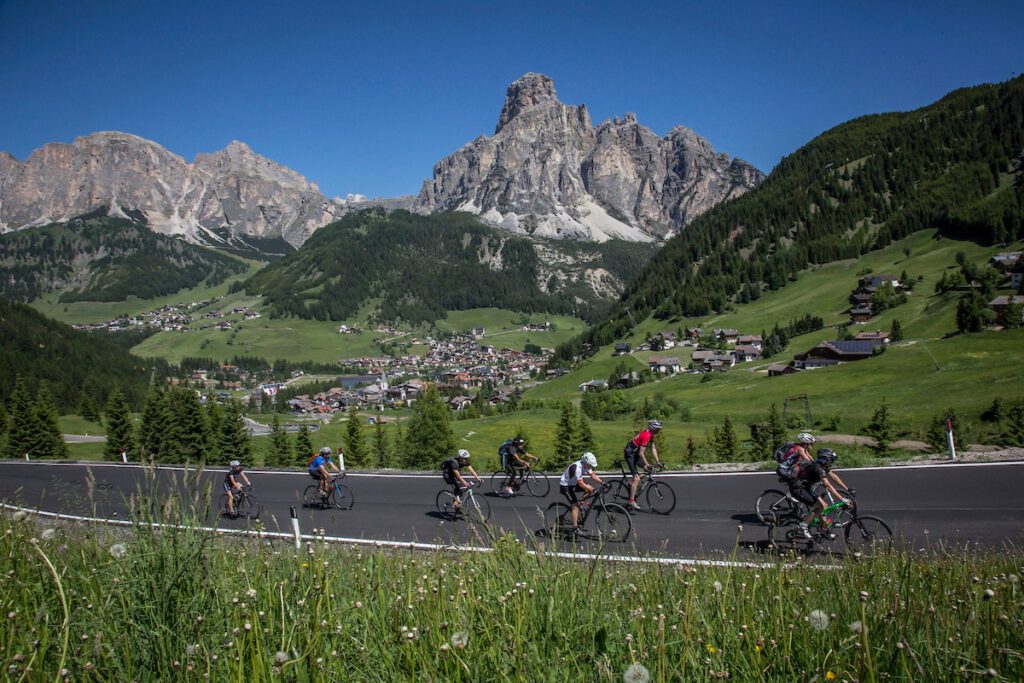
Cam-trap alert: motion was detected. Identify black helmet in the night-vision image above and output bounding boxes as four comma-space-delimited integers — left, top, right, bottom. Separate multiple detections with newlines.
815, 448, 837, 465
513, 436, 525, 446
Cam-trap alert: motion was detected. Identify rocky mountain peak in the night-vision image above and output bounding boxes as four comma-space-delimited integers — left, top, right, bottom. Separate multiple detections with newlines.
495, 72, 559, 134
416, 74, 765, 242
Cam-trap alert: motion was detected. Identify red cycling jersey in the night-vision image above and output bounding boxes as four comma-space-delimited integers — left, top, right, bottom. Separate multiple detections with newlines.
632, 430, 655, 448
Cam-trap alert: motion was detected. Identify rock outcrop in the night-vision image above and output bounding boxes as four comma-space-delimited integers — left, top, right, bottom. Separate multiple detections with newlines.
415, 73, 764, 242
0, 132, 381, 250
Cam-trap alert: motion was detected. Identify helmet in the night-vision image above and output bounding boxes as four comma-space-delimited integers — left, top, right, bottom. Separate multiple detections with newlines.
513, 436, 526, 446
229, 460, 241, 468
319, 446, 332, 455
815, 448, 837, 465
648, 419, 662, 431
796, 432, 816, 445
457, 449, 471, 461
582, 452, 598, 468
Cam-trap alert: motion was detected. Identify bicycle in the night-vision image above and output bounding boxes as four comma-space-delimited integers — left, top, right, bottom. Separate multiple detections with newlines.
435, 481, 490, 522
303, 474, 355, 510
607, 461, 676, 514
768, 496, 892, 555
222, 485, 261, 520
489, 465, 550, 497
756, 483, 857, 526
544, 482, 632, 542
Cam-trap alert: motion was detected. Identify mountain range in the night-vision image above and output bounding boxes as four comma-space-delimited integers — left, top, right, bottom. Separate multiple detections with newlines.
0, 73, 760, 253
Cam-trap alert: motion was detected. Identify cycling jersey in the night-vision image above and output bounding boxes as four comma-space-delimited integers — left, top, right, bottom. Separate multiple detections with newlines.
788, 460, 828, 505
223, 467, 243, 491
559, 459, 591, 487
308, 455, 332, 473
498, 439, 526, 470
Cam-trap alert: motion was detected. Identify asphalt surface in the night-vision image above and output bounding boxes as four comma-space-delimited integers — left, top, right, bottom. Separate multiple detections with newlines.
1, 461, 1022, 559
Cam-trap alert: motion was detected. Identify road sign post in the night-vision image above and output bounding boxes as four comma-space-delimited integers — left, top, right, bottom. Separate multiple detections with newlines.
289, 506, 301, 549
946, 416, 957, 461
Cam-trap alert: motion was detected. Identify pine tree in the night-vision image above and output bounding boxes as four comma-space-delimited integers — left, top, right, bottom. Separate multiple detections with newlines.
103, 389, 134, 461
138, 387, 174, 463
79, 395, 101, 424
865, 399, 894, 454
373, 419, 388, 469
1004, 401, 1024, 447
205, 401, 225, 458
714, 415, 738, 461
553, 403, 578, 461
220, 400, 253, 466
170, 386, 208, 463
266, 414, 293, 467
573, 411, 595, 457
32, 383, 68, 459
345, 404, 367, 467
5, 379, 35, 459
685, 435, 697, 466
890, 319, 904, 342
294, 424, 313, 467
0, 401, 8, 443
403, 387, 455, 469
926, 409, 962, 453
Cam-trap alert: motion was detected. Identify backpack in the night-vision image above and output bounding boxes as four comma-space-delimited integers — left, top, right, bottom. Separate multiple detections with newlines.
773, 443, 801, 482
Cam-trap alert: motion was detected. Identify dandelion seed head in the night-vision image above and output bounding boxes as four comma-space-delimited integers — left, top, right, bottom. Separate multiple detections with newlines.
41, 528, 56, 541
274, 651, 288, 664
983, 588, 995, 600
712, 581, 723, 594
108, 543, 127, 558
12, 511, 27, 522
451, 631, 469, 649
849, 620, 863, 633
623, 662, 651, 683
809, 609, 830, 631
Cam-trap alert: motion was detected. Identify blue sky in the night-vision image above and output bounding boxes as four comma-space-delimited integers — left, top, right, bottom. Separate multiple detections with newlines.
1, 0, 1021, 199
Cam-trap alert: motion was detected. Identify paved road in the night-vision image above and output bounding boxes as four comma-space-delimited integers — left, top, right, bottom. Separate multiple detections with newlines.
1, 461, 1022, 559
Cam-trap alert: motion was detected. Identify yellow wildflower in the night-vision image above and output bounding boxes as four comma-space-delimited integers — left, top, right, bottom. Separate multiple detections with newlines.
705, 644, 718, 654
826, 672, 837, 681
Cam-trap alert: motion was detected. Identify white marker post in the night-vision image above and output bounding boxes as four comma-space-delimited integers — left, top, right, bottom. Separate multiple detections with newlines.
121, 450, 128, 464
289, 506, 301, 549
24, 452, 29, 461
337, 448, 345, 473
946, 416, 957, 462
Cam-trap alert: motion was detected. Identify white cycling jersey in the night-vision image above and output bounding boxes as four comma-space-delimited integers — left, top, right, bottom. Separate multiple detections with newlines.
559, 459, 592, 487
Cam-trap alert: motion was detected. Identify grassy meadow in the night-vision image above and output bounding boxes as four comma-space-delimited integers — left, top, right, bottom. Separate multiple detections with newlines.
2, 506, 1021, 682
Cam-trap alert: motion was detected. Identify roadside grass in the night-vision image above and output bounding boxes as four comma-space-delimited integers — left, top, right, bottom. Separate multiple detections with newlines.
2, 508, 1021, 681
57, 415, 105, 436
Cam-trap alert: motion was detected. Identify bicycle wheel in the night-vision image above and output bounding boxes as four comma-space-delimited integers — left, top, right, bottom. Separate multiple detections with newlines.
645, 481, 676, 515
490, 471, 509, 496
844, 515, 893, 555
435, 490, 457, 520
525, 470, 550, 497
768, 514, 813, 555
303, 485, 323, 509
543, 502, 572, 539
593, 503, 632, 542
463, 493, 490, 523
329, 483, 355, 510
755, 489, 794, 526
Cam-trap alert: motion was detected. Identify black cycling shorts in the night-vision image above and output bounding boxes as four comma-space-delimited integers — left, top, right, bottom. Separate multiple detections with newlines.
788, 483, 817, 506
560, 484, 583, 505
309, 470, 326, 481
624, 453, 640, 477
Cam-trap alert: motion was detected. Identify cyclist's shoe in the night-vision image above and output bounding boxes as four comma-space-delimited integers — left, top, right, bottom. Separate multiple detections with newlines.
627, 500, 642, 512
797, 522, 813, 539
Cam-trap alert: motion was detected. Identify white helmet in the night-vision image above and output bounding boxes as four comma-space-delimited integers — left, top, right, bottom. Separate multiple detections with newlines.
582, 452, 597, 468
457, 449, 471, 460
796, 432, 816, 445
229, 460, 241, 468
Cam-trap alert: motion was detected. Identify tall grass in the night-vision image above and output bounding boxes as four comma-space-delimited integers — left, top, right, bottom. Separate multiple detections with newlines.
1, 509, 1021, 681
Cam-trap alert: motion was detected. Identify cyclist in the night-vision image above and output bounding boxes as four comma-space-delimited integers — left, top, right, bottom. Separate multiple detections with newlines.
441, 449, 482, 508
788, 447, 849, 539
559, 452, 603, 536
623, 420, 663, 510
308, 446, 342, 498
815, 447, 856, 500
223, 460, 251, 518
498, 436, 538, 496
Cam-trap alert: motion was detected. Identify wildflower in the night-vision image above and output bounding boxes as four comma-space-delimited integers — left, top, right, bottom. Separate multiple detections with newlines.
245, 588, 257, 599
108, 543, 127, 558
186, 644, 197, 657
983, 588, 995, 600
826, 672, 837, 681
244, 623, 252, 631
706, 644, 718, 654
1008, 574, 1018, 585
451, 631, 469, 650
440, 643, 450, 652
12, 510, 27, 522
849, 620, 863, 634
623, 662, 651, 683
809, 609, 830, 631
354, 601, 363, 609
41, 528, 56, 541
274, 651, 288, 664
712, 581, 723, 594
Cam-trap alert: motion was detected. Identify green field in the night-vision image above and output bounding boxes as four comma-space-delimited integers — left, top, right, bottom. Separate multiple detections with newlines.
31, 257, 265, 325
435, 308, 588, 350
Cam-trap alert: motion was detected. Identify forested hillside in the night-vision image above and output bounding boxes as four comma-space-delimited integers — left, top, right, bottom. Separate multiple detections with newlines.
241, 209, 654, 324
0, 298, 162, 411
0, 209, 247, 303
555, 75, 1024, 361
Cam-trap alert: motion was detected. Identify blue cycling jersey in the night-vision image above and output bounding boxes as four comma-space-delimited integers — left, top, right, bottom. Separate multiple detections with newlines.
308, 455, 331, 472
